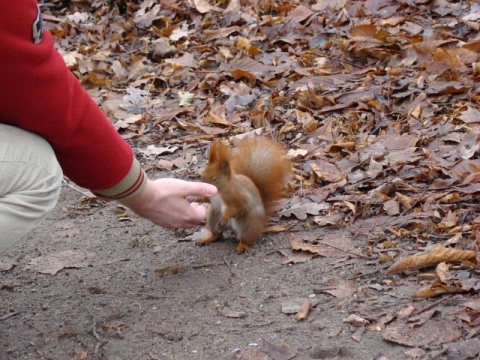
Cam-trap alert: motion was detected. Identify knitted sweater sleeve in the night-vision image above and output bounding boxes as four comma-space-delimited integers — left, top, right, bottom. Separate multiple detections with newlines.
0, 1, 146, 199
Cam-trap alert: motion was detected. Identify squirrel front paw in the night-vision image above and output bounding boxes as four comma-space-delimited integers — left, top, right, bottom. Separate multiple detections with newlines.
214, 218, 228, 234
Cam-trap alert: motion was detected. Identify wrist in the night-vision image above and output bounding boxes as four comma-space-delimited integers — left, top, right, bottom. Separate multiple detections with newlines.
118, 179, 155, 214
93, 159, 147, 200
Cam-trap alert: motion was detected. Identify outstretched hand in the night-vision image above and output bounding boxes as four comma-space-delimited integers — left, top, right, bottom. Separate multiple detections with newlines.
119, 178, 217, 229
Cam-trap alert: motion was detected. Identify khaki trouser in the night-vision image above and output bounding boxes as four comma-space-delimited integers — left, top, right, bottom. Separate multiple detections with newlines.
0, 124, 63, 253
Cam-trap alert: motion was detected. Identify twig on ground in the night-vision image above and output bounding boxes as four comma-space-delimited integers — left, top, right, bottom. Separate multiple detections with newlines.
348, 265, 391, 280
320, 242, 370, 259
62, 178, 91, 197
26, 321, 45, 335
223, 256, 235, 276
410, 295, 453, 317
0, 312, 19, 321
191, 261, 224, 269
92, 319, 107, 359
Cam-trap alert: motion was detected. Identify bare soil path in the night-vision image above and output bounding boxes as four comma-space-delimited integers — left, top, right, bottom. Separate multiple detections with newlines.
1, 186, 414, 360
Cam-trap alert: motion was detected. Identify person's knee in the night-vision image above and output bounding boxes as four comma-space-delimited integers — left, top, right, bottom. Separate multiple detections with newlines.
0, 124, 63, 252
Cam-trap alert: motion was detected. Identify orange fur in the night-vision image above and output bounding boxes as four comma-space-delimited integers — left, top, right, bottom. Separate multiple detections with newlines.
197, 137, 291, 253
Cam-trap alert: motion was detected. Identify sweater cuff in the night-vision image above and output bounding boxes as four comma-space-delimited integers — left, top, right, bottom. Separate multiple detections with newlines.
92, 158, 147, 200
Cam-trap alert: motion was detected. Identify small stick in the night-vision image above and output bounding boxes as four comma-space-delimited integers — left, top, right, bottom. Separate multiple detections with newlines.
92, 319, 107, 359
191, 262, 224, 269
320, 241, 370, 259
62, 178, 91, 197
26, 321, 45, 335
0, 312, 19, 321
223, 256, 235, 276
348, 265, 391, 280
410, 295, 453, 317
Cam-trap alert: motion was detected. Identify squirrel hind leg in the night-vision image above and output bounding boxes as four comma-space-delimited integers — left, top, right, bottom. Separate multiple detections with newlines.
235, 232, 262, 253
232, 218, 265, 254
236, 241, 250, 254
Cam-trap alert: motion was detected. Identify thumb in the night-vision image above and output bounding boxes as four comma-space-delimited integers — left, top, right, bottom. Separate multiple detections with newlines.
159, 179, 217, 198
185, 182, 217, 197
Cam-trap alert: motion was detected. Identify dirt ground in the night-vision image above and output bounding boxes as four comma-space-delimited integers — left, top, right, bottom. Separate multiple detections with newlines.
0, 184, 473, 359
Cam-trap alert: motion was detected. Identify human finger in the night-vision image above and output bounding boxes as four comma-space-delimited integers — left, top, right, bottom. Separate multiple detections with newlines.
186, 202, 207, 223
159, 179, 217, 198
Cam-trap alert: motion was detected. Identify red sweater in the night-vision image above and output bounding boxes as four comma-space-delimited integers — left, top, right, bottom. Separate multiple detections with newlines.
0, 1, 145, 199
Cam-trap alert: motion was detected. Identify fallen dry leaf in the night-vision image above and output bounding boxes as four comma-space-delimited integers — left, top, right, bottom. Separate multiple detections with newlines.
388, 245, 477, 273
436, 262, 453, 282
25, 250, 95, 275
316, 279, 357, 299
463, 300, 480, 312
280, 201, 326, 220
265, 220, 297, 233
351, 327, 365, 342
294, 300, 312, 322
343, 314, 369, 327
290, 233, 366, 259
260, 340, 297, 360
220, 307, 246, 319
383, 319, 463, 348
278, 249, 315, 265
188, 0, 212, 14
310, 160, 345, 183
233, 349, 269, 360
154, 265, 186, 277
413, 279, 471, 299
139, 145, 179, 159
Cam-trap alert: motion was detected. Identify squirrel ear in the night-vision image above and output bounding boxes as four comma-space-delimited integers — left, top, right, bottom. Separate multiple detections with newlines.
220, 158, 231, 175
209, 141, 220, 162
210, 141, 231, 175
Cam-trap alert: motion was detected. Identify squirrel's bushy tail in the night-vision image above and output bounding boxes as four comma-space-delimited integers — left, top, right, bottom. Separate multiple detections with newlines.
232, 137, 291, 215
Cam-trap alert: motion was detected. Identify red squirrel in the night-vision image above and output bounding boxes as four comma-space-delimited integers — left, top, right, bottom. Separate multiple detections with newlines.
196, 137, 291, 253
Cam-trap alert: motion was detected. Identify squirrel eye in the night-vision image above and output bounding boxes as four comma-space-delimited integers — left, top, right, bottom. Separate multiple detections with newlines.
211, 177, 218, 182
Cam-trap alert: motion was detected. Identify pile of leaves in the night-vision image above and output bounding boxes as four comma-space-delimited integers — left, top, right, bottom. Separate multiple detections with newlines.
42, 0, 478, 334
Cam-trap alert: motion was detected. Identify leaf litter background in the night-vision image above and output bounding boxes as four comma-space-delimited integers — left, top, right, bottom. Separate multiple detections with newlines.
1, 0, 480, 359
